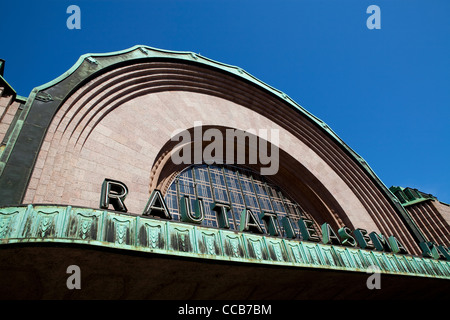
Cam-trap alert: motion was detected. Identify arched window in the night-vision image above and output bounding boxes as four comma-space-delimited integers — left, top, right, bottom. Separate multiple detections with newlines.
164, 164, 318, 237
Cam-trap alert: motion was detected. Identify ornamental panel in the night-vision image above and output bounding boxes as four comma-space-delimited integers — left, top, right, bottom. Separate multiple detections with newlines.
265, 238, 289, 262
220, 231, 246, 259
20, 205, 66, 239
137, 217, 167, 250
168, 223, 196, 253
65, 208, 104, 241
300, 243, 323, 266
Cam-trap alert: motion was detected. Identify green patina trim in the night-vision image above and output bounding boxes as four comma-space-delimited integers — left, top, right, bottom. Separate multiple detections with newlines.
402, 198, 433, 207
0, 119, 24, 170
0, 59, 16, 98
0, 204, 449, 279
0, 90, 34, 175
33, 45, 331, 133
15, 95, 27, 104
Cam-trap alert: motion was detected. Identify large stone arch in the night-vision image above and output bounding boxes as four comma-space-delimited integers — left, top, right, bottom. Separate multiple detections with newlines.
5, 46, 420, 254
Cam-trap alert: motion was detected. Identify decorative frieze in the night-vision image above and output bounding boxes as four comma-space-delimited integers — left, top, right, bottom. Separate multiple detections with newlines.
0, 204, 449, 280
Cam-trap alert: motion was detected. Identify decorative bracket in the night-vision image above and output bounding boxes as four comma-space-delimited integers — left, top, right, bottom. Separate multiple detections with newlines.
35, 91, 53, 102
86, 56, 98, 65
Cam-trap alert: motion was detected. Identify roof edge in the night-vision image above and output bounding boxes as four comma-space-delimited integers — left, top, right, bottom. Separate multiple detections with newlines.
33, 45, 367, 162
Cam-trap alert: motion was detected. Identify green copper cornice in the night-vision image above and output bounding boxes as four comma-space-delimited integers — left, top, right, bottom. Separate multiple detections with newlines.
0, 45, 425, 246
390, 186, 440, 207
31, 45, 382, 181
0, 204, 448, 279
30, 45, 426, 242
0, 74, 16, 100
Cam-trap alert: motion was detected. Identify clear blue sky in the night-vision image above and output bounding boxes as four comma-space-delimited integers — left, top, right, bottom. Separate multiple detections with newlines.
1, 0, 449, 202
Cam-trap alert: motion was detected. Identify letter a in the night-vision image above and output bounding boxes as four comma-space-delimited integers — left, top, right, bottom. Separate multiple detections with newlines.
171, 129, 192, 165
66, 265, 81, 289
366, 5, 381, 30
142, 190, 172, 219
66, 5, 81, 30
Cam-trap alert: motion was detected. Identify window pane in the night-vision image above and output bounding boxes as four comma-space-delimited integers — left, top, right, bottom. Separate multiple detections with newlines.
164, 164, 308, 236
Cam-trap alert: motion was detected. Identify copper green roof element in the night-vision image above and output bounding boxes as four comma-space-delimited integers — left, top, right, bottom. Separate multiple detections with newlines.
0, 59, 5, 76
30, 45, 395, 193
